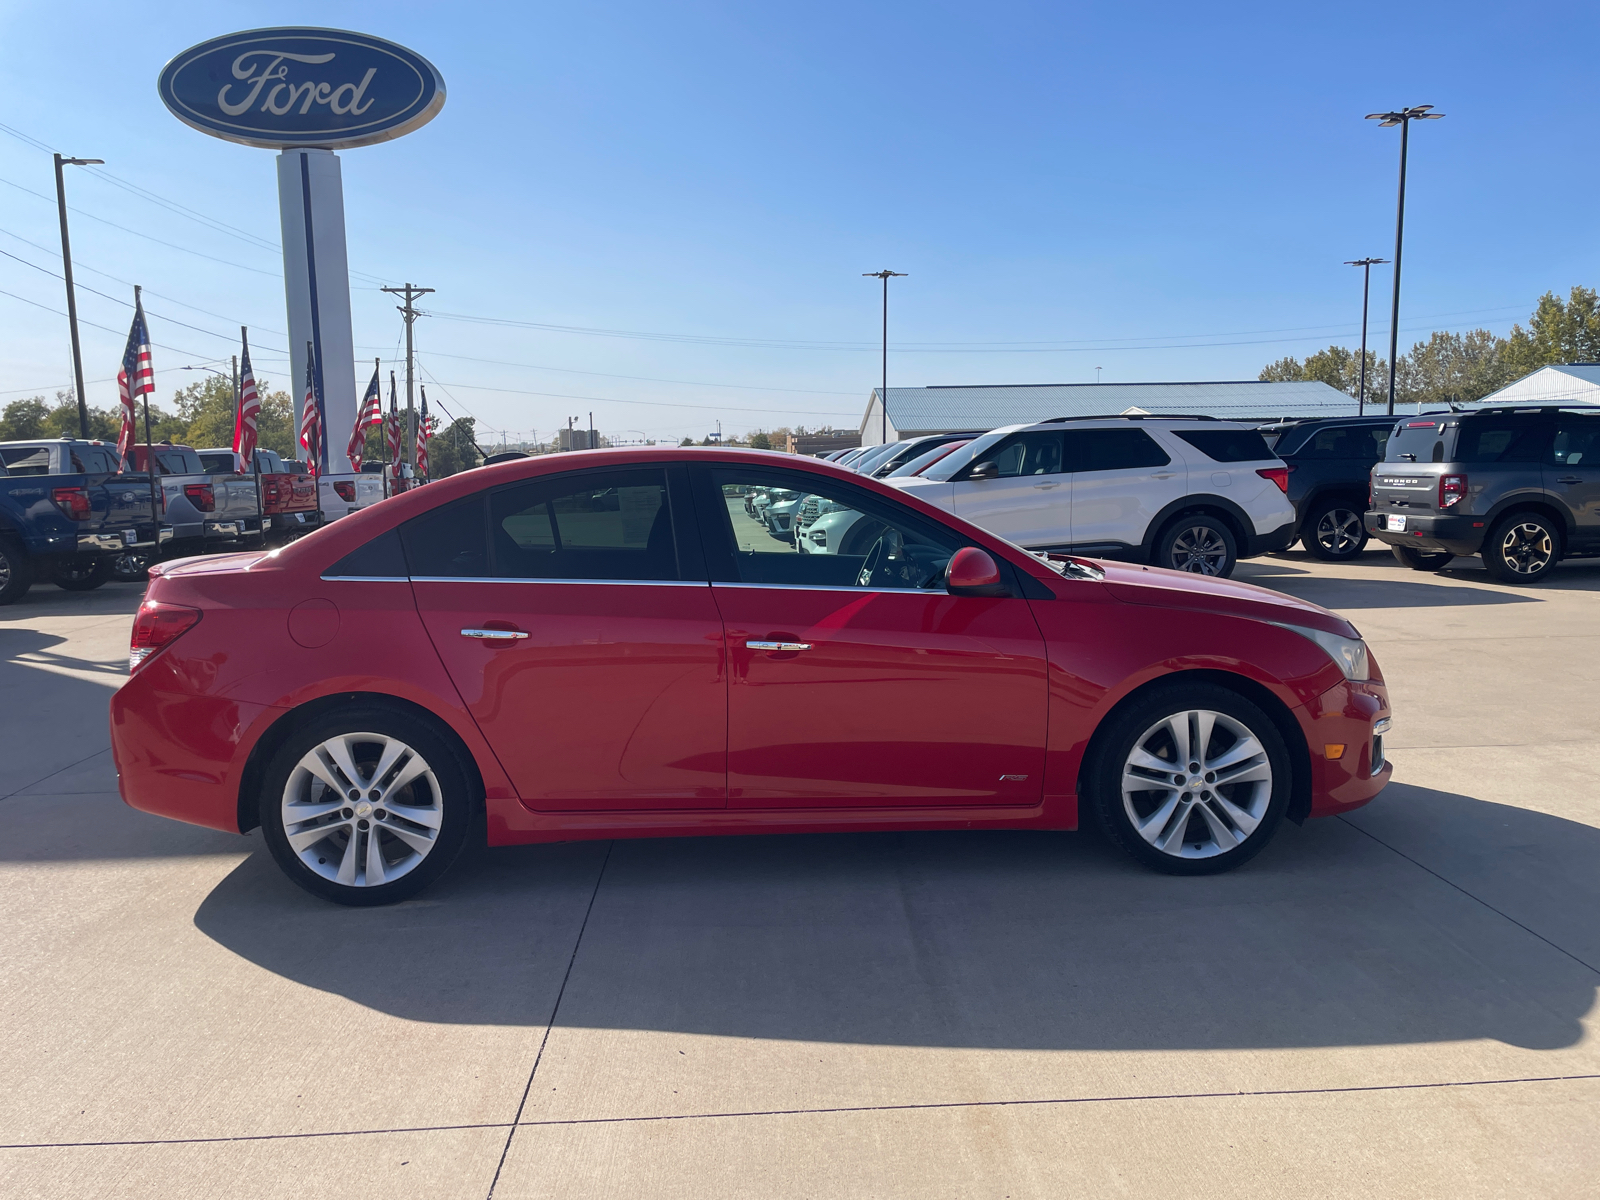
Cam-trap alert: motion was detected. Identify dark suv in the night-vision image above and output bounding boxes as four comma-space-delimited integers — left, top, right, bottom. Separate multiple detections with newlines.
1261, 415, 1398, 560
1365, 406, 1600, 584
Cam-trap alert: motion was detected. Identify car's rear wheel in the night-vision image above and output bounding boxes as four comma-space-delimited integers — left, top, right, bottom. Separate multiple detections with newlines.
52, 555, 114, 591
111, 551, 153, 583
1155, 515, 1237, 577
0, 538, 33, 606
1390, 544, 1453, 571
1482, 512, 1560, 585
1303, 499, 1368, 561
259, 706, 474, 906
1088, 683, 1290, 875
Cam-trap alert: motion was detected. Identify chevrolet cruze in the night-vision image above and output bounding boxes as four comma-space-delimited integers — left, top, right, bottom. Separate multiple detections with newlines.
112, 448, 1391, 906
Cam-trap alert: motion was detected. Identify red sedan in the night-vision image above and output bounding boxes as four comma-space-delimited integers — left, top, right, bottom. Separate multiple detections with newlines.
111, 448, 1391, 906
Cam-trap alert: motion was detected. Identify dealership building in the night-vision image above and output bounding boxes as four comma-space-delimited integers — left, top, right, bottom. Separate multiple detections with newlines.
857, 380, 1357, 445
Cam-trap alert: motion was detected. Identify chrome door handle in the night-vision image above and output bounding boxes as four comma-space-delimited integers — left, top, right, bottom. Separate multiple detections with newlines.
1032, 482, 1060, 490
1558, 476, 1583, 484
461, 628, 529, 640
746, 640, 813, 651
1152, 472, 1177, 479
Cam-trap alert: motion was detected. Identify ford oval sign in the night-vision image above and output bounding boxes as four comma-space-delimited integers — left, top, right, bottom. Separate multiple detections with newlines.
158, 27, 445, 150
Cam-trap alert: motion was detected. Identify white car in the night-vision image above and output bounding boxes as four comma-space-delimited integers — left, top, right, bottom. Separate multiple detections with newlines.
889, 416, 1295, 576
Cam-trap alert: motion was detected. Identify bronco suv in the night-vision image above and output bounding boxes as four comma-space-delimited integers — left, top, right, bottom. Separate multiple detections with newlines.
1366, 406, 1600, 584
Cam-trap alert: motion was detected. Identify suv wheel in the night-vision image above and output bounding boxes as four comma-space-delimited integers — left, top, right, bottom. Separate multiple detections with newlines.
1155, 516, 1237, 577
1482, 513, 1560, 585
52, 555, 114, 591
1303, 499, 1368, 561
0, 539, 33, 606
1390, 544, 1453, 571
259, 706, 474, 906
112, 551, 153, 583
1087, 683, 1290, 875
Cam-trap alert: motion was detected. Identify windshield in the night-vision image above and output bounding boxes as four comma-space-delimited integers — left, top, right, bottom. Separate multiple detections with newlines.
887, 439, 972, 477
919, 428, 1013, 481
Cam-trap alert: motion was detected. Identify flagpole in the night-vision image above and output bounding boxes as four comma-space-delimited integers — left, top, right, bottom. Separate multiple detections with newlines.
240, 329, 263, 540
135, 285, 161, 549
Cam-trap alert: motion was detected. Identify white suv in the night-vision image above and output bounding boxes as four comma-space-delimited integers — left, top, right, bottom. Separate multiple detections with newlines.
888, 416, 1295, 576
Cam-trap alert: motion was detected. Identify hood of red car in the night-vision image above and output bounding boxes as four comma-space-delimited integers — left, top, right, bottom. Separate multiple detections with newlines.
1094, 560, 1359, 638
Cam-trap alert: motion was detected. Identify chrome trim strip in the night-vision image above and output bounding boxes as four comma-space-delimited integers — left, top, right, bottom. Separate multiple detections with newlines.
408, 576, 709, 587
711, 581, 940, 594
320, 575, 411, 582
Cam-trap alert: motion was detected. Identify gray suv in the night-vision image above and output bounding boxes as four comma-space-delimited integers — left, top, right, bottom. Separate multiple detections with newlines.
1366, 406, 1600, 584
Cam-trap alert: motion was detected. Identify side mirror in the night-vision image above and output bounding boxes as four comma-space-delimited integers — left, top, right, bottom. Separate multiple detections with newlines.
967, 461, 999, 481
946, 547, 1010, 598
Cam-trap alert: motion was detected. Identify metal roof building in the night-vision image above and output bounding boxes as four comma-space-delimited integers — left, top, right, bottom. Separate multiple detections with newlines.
1476, 364, 1600, 407
858, 380, 1357, 444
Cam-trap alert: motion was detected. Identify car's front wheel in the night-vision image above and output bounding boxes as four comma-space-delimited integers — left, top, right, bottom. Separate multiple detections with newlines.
1155, 515, 1237, 577
0, 539, 34, 606
1482, 512, 1560, 585
259, 706, 474, 906
1303, 499, 1368, 561
1088, 683, 1291, 875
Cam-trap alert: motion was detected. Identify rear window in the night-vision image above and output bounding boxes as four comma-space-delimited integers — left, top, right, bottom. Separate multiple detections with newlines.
1383, 420, 1448, 463
0, 447, 52, 475
1173, 428, 1274, 463
1294, 425, 1390, 462
154, 447, 204, 475
198, 452, 236, 473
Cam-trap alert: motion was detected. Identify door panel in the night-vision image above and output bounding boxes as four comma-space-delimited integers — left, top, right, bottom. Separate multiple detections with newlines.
1551, 418, 1600, 543
1066, 428, 1187, 548
715, 585, 1049, 807
951, 431, 1070, 547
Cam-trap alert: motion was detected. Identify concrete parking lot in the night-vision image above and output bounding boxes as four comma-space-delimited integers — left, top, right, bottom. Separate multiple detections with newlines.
1, 550, 1596, 1199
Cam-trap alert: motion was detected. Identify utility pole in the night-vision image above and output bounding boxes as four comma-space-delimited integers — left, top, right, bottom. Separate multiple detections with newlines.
1344, 258, 1388, 415
588, 410, 595, 451
53, 153, 103, 438
1366, 106, 1444, 415
381, 283, 433, 467
863, 269, 906, 445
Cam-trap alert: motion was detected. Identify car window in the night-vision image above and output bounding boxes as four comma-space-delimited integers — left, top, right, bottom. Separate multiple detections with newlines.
969, 431, 1064, 479
401, 495, 488, 577
709, 467, 961, 590
1294, 425, 1386, 461
490, 468, 678, 581
198, 452, 235, 473
0, 447, 52, 475
1552, 419, 1600, 467
1172, 428, 1272, 463
1454, 418, 1552, 464
1067, 428, 1172, 471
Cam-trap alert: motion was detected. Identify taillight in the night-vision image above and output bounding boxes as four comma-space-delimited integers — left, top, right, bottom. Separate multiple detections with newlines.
333, 481, 356, 502
51, 486, 92, 521
129, 600, 201, 673
1439, 474, 1467, 508
184, 483, 216, 512
1255, 467, 1290, 494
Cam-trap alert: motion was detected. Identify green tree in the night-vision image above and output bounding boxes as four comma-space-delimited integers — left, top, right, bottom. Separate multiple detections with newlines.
679, 437, 695, 446
1502, 286, 1600, 376
0, 397, 50, 440
748, 431, 772, 450
1259, 346, 1383, 399
426, 417, 480, 478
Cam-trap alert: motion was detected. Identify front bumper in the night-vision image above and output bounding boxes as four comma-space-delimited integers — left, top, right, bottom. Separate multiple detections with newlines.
1303, 679, 1392, 817
1365, 511, 1485, 556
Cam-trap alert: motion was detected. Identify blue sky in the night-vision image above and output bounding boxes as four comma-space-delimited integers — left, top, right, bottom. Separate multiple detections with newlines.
1, 1, 1596, 443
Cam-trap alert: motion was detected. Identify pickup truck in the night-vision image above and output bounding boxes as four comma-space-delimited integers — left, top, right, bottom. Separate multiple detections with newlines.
129, 443, 264, 557
0, 439, 170, 603
318, 469, 386, 521
196, 447, 322, 542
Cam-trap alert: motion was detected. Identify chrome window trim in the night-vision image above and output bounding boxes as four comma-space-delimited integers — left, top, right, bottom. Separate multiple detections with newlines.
408, 575, 709, 587
711, 581, 943, 595
319, 575, 411, 583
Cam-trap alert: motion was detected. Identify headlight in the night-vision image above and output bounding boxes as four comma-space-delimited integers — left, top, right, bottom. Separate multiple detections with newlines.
1277, 624, 1369, 681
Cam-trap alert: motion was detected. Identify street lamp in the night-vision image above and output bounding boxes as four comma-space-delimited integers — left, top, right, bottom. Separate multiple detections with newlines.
54, 154, 104, 438
863, 269, 906, 445
1343, 257, 1388, 415
1365, 105, 1444, 415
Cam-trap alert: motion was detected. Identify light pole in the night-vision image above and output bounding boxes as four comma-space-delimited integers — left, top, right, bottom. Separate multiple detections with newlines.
863, 269, 906, 445
53, 153, 104, 438
1366, 105, 1444, 415
1343, 257, 1388, 414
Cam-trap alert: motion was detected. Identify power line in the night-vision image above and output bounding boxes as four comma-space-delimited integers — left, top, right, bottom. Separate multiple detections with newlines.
0, 286, 221, 362
382, 347, 858, 396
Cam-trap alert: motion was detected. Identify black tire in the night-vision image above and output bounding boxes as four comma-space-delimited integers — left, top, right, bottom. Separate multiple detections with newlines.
1389, 544, 1453, 572
111, 551, 153, 583
0, 538, 33, 606
1154, 514, 1238, 577
52, 555, 114, 591
1087, 682, 1291, 876
1481, 511, 1561, 585
259, 705, 475, 906
1302, 498, 1369, 561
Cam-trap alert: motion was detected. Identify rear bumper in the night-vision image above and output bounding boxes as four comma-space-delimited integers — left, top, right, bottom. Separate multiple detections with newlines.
77, 526, 174, 554
1245, 519, 1297, 558
1300, 679, 1392, 817
1365, 511, 1484, 556
268, 510, 322, 533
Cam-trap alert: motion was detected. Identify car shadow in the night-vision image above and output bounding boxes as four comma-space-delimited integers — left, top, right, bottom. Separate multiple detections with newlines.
192, 784, 1598, 1053
1252, 574, 1540, 608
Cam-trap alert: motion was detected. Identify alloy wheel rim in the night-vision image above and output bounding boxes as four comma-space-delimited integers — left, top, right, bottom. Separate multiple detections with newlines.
281, 732, 443, 887
1316, 508, 1363, 555
1501, 523, 1553, 574
1169, 526, 1228, 574
0, 553, 10, 589
1121, 708, 1273, 859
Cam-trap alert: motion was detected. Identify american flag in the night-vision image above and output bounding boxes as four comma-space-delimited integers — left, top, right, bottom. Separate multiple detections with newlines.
115, 297, 154, 466
348, 361, 383, 471
298, 349, 321, 478
385, 371, 403, 472
416, 386, 432, 478
232, 330, 260, 463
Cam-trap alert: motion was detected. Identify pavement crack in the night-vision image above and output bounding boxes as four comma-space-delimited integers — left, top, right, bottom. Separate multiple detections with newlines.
0, 747, 110, 803
485, 839, 614, 1198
